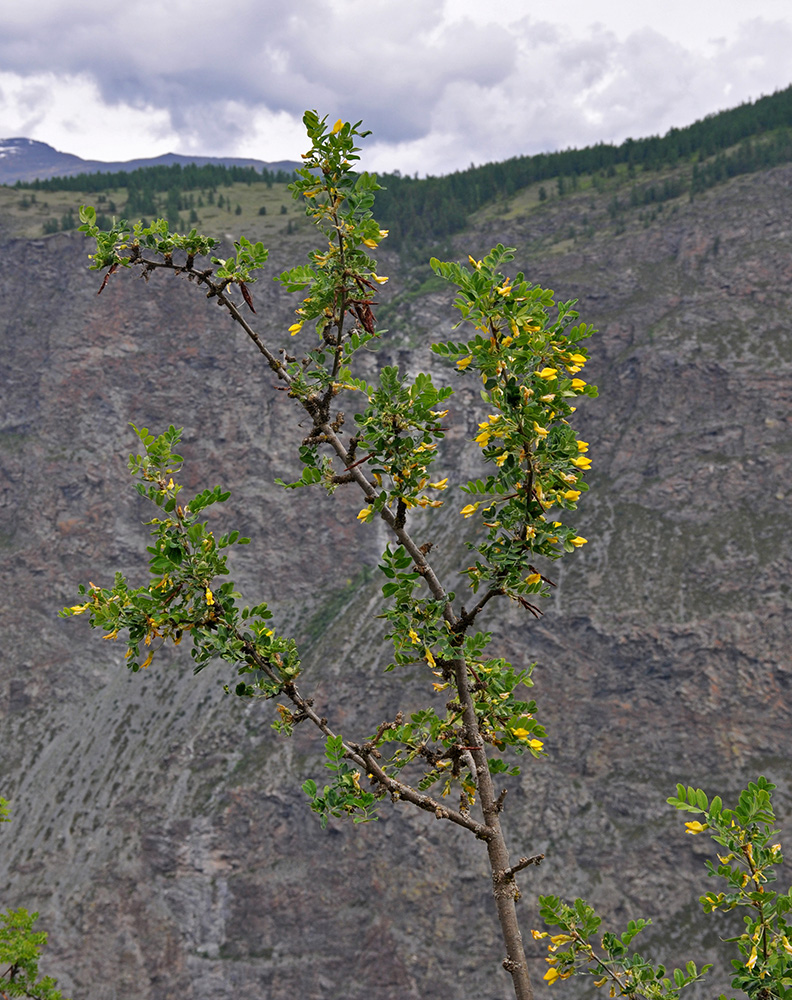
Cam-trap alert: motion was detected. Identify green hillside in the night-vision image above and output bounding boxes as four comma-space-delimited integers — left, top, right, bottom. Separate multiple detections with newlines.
2, 84, 791, 245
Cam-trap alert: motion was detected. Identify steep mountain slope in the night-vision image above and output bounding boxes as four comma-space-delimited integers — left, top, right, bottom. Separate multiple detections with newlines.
0, 161, 790, 1000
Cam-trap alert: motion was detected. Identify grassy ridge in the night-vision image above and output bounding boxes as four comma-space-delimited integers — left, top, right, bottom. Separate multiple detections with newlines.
3, 84, 792, 244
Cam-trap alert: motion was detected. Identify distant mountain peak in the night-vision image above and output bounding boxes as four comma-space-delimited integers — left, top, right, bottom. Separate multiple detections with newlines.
0, 138, 299, 185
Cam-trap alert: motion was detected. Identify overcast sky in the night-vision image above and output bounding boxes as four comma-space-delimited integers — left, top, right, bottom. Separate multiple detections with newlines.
1, 0, 791, 176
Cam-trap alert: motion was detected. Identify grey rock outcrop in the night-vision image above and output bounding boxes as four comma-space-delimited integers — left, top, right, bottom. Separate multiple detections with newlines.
0, 164, 790, 999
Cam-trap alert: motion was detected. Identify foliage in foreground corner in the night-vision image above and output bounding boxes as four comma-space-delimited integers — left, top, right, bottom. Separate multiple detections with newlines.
537, 777, 792, 999
1, 800, 69, 1000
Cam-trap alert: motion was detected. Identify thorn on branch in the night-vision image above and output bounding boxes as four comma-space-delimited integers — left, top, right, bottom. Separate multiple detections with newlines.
516, 597, 543, 618
97, 262, 118, 294
344, 451, 375, 471
363, 714, 402, 752
352, 301, 376, 334
239, 281, 256, 313
494, 788, 507, 813
494, 855, 545, 884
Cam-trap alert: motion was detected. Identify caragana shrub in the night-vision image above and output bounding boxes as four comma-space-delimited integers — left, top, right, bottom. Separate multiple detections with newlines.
63, 111, 601, 1000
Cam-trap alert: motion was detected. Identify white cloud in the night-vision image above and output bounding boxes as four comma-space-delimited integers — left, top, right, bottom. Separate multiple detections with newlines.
0, 1, 790, 173
0, 72, 177, 158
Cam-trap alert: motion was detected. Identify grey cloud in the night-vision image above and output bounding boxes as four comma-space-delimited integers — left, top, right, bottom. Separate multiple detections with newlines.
1, 3, 790, 171
0, 0, 515, 149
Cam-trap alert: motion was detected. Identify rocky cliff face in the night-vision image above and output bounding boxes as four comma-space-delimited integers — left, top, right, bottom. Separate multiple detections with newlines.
0, 163, 790, 1000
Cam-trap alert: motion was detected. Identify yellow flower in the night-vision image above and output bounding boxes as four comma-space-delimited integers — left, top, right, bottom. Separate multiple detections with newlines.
550, 934, 574, 946
103, 629, 119, 641
432, 681, 449, 692
205, 588, 215, 605
428, 478, 448, 490
525, 573, 542, 584
537, 367, 558, 380
544, 968, 560, 984
540, 393, 555, 402
361, 238, 378, 248
563, 490, 581, 501
332, 118, 344, 133
496, 283, 512, 296
531, 929, 548, 940
425, 648, 436, 668
357, 507, 372, 521
685, 821, 709, 835
494, 453, 509, 467
528, 738, 544, 750
570, 536, 587, 547
569, 353, 587, 365
408, 628, 420, 644
378, 229, 389, 238
571, 456, 592, 469
288, 321, 303, 335
468, 255, 482, 269
570, 378, 587, 389
577, 440, 589, 452
460, 503, 480, 517
371, 273, 389, 284
533, 421, 549, 438
746, 945, 758, 970
68, 603, 90, 614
